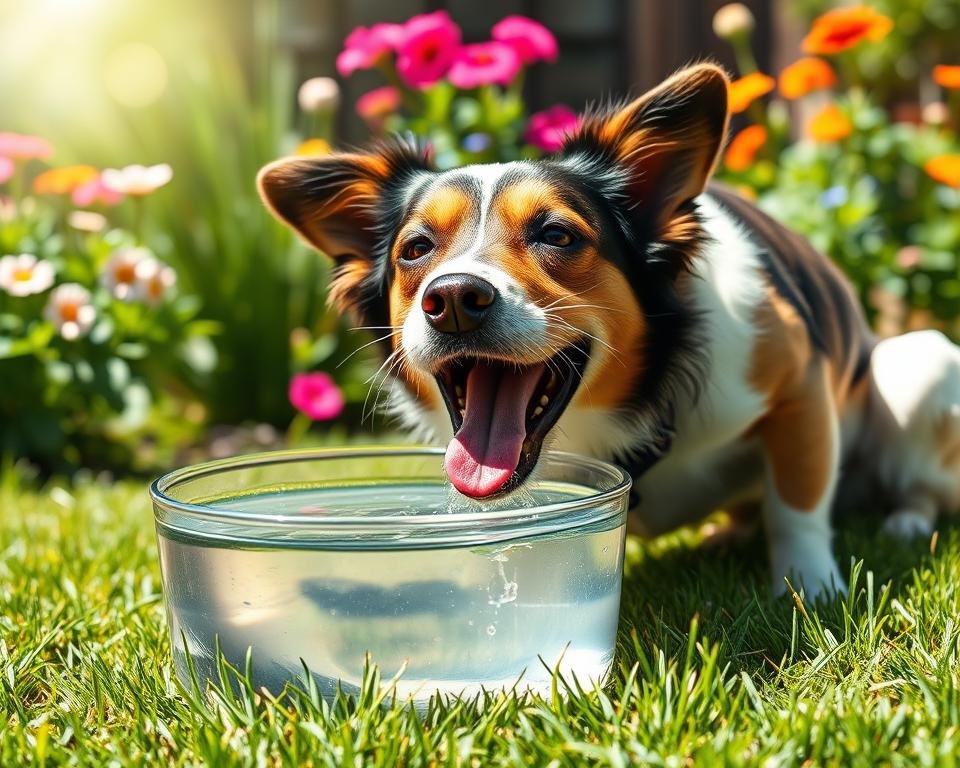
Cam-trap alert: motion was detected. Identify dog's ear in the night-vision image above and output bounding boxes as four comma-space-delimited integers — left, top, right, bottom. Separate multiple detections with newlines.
561, 63, 730, 237
257, 143, 431, 315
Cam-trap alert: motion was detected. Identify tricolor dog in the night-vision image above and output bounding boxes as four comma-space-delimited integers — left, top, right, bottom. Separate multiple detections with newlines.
259, 64, 960, 598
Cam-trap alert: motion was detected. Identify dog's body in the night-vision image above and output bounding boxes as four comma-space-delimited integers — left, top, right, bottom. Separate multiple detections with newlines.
260, 64, 960, 598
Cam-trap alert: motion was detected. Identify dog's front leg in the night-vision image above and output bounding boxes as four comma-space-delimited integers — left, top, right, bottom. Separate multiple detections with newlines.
755, 362, 846, 599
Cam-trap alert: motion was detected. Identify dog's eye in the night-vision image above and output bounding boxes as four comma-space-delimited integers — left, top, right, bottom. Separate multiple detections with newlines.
402, 238, 433, 262
538, 226, 575, 249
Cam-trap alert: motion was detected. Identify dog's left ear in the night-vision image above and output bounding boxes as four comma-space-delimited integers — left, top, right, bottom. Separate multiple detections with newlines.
561, 63, 730, 236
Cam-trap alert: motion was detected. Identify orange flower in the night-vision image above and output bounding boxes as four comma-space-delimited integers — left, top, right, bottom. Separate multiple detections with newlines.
32, 165, 98, 195
802, 5, 893, 55
933, 65, 960, 90
808, 104, 853, 142
924, 155, 960, 188
727, 72, 775, 114
779, 57, 837, 99
725, 125, 768, 171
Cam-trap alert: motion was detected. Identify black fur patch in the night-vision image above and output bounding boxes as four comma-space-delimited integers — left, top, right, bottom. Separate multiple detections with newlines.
551, 150, 709, 477
350, 136, 435, 344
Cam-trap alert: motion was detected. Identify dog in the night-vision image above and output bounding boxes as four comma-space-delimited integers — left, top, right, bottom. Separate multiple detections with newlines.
258, 63, 960, 598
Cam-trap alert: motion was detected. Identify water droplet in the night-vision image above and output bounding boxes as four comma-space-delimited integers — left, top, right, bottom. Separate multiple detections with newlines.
486, 624, 497, 637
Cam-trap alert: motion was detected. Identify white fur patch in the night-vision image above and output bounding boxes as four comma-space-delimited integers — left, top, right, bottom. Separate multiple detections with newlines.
400, 163, 550, 372
867, 330, 960, 512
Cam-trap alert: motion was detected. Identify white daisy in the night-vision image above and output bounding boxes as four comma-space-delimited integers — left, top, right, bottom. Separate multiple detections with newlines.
101, 163, 173, 196
134, 257, 177, 305
0, 253, 56, 297
100, 247, 151, 301
45, 283, 96, 340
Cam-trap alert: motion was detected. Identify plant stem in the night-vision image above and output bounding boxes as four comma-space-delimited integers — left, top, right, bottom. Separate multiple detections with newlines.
286, 411, 311, 446
132, 197, 145, 245
732, 35, 759, 75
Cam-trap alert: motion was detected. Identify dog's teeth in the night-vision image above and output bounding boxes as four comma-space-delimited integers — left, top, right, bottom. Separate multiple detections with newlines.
533, 406, 543, 417
454, 384, 463, 397
457, 397, 465, 408
539, 395, 549, 407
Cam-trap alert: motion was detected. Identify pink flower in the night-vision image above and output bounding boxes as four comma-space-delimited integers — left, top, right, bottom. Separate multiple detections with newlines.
491, 15, 558, 65
896, 246, 923, 270
356, 86, 402, 127
336, 23, 405, 77
523, 105, 581, 152
72, 174, 125, 207
448, 41, 521, 89
396, 11, 461, 89
0, 132, 53, 161
289, 372, 345, 421
0, 157, 12, 184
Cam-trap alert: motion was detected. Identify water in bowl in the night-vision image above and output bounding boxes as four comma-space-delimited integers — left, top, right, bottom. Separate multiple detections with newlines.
157, 481, 625, 702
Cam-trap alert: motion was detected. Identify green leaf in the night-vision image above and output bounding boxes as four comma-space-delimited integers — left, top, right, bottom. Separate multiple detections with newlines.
116, 342, 149, 360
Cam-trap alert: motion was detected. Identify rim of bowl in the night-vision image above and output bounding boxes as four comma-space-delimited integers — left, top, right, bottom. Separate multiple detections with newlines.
150, 446, 632, 537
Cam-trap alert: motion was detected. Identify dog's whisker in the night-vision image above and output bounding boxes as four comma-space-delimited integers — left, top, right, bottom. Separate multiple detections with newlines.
361, 348, 402, 425
337, 330, 400, 369
371, 353, 406, 423
538, 281, 612, 310
543, 319, 625, 368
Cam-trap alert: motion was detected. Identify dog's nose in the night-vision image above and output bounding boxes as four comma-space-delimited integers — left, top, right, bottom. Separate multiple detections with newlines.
421, 273, 498, 334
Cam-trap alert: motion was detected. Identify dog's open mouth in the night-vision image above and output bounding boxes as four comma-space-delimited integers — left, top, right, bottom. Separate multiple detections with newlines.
434, 340, 590, 499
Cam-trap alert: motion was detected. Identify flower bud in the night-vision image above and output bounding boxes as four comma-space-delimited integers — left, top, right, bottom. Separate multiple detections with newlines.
298, 77, 340, 113
713, 3, 755, 40
922, 101, 950, 126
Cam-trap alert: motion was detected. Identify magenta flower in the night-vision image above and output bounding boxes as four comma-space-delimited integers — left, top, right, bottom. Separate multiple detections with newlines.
336, 22, 405, 77
0, 157, 12, 184
448, 41, 521, 89
356, 86, 402, 127
289, 372, 345, 421
396, 11, 461, 89
523, 105, 581, 152
72, 174, 125, 207
492, 15, 558, 65
0, 132, 53, 161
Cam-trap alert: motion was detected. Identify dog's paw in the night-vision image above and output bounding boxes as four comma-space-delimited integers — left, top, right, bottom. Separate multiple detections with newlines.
882, 510, 934, 541
770, 551, 846, 600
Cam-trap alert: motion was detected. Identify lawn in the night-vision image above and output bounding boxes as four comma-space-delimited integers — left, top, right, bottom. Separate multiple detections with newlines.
3, 477, 960, 766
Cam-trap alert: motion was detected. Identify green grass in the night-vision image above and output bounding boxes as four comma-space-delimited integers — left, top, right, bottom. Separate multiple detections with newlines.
3, 478, 960, 766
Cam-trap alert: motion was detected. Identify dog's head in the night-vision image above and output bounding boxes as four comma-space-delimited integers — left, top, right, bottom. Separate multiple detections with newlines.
259, 64, 729, 498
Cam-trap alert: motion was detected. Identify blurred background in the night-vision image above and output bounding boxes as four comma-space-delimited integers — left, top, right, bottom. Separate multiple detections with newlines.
0, 0, 958, 478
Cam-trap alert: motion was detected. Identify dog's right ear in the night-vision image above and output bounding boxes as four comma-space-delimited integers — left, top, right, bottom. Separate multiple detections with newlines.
560, 63, 730, 245
257, 143, 432, 314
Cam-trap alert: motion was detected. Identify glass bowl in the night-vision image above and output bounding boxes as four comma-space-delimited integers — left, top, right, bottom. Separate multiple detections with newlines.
150, 446, 631, 703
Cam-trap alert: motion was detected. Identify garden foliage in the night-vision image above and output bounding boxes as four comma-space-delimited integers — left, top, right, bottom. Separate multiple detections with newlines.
713, 3, 960, 330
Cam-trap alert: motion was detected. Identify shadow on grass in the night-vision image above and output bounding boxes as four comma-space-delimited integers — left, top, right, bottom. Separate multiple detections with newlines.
615, 513, 956, 677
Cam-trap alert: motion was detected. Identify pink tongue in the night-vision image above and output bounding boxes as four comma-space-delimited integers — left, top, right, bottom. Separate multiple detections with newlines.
444, 361, 545, 498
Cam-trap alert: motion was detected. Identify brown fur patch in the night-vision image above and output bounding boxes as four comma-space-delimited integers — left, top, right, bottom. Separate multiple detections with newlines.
749, 287, 835, 511
387, 277, 439, 411
570, 64, 730, 237
483, 179, 646, 407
